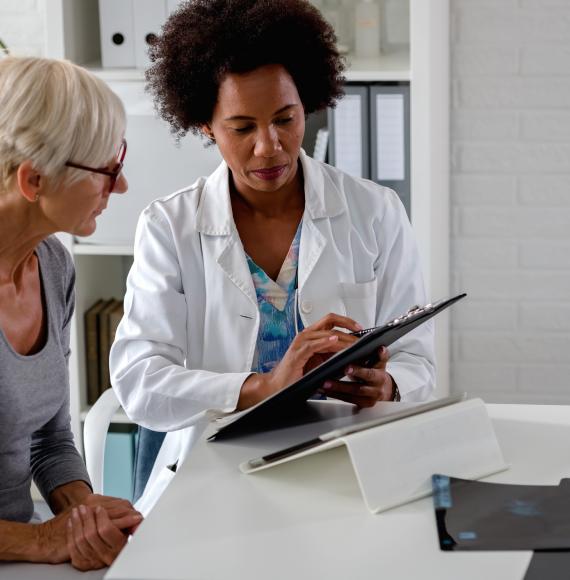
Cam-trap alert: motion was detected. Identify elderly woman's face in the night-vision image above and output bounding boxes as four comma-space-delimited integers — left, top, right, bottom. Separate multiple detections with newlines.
36, 152, 128, 238
206, 64, 305, 197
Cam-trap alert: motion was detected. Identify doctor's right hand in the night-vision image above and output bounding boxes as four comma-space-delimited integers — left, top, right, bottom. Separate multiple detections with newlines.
237, 313, 361, 410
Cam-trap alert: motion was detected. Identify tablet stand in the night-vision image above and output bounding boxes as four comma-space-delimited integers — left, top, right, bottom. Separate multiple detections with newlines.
243, 398, 508, 514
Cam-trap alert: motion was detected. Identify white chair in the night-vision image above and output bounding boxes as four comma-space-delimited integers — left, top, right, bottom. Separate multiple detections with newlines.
83, 388, 122, 494
83, 389, 206, 515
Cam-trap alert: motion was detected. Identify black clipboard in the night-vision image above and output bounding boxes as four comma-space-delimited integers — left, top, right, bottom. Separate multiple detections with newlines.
209, 293, 467, 441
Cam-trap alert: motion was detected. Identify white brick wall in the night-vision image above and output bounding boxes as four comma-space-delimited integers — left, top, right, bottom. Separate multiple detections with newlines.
452, 0, 570, 404
0, 0, 45, 57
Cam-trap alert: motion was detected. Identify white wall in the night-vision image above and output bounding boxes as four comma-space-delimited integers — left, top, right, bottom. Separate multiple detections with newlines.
0, 0, 45, 56
451, 0, 570, 404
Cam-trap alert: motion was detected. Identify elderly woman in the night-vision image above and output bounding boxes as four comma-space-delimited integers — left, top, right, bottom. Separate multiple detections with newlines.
111, 0, 435, 491
0, 56, 141, 571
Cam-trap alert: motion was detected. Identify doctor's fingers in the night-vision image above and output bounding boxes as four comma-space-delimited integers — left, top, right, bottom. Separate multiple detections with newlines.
290, 335, 346, 363
345, 364, 390, 389
295, 329, 356, 348
307, 313, 363, 334
372, 346, 390, 370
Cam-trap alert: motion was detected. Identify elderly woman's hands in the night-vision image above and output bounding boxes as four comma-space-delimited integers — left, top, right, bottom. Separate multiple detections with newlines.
35, 494, 143, 569
66, 505, 134, 571
320, 346, 397, 407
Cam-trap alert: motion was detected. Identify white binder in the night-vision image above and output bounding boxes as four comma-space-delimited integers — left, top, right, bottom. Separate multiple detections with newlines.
133, 0, 167, 69
327, 86, 369, 179
99, 0, 136, 68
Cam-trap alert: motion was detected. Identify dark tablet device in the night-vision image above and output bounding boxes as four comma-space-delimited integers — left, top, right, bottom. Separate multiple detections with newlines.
209, 293, 467, 441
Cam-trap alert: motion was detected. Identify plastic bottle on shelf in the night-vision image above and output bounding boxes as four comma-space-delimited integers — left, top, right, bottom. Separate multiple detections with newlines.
322, 0, 349, 53
341, 0, 355, 52
322, 0, 340, 34
354, 0, 381, 59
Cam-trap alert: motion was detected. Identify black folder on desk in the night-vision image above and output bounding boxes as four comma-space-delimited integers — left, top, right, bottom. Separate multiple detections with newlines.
209, 293, 466, 441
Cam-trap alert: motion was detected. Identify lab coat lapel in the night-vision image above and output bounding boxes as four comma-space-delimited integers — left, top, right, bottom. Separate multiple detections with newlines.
196, 161, 257, 306
216, 235, 257, 306
298, 217, 326, 289
297, 150, 344, 289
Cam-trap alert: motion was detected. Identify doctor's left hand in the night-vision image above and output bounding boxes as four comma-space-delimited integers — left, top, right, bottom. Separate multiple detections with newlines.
320, 346, 397, 407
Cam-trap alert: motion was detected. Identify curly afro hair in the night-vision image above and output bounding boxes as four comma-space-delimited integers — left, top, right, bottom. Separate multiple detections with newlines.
146, 0, 346, 138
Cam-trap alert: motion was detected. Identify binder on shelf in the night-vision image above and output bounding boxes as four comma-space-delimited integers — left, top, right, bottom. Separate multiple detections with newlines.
327, 83, 411, 218
370, 84, 411, 218
99, 0, 136, 68
98, 299, 121, 395
327, 85, 369, 179
133, 0, 167, 69
84, 299, 106, 406
312, 128, 329, 163
109, 301, 125, 346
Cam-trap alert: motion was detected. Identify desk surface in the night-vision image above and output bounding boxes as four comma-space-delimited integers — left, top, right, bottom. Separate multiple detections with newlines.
104, 402, 570, 580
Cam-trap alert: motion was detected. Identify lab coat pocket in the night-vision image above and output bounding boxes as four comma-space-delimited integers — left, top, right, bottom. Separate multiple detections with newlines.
339, 279, 378, 329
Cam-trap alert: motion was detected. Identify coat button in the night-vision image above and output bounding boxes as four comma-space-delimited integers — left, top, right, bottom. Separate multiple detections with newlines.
301, 301, 313, 314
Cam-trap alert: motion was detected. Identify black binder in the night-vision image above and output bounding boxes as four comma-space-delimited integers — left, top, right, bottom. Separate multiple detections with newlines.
209, 293, 467, 441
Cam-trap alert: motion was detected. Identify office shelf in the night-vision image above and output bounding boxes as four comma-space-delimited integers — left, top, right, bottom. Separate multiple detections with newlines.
47, 0, 450, 450
73, 243, 134, 256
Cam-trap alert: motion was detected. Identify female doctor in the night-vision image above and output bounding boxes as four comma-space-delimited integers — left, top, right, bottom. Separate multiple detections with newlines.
110, 0, 435, 483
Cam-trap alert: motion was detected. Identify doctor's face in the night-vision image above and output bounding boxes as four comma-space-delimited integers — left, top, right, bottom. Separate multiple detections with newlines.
205, 64, 305, 197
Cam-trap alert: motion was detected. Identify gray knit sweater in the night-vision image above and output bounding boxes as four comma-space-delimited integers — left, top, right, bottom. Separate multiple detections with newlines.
0, 236, 90, 522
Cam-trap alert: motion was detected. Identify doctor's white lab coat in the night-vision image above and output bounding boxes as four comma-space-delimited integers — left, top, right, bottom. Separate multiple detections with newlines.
110, 151, 435, 506
110, 147, 434, 431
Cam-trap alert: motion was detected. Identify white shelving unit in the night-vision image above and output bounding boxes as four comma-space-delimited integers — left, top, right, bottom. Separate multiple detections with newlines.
45, 0, 450, 449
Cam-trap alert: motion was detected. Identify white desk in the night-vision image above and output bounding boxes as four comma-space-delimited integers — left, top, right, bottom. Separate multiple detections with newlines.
104, 403, 570, 580
0, 562, 105, 579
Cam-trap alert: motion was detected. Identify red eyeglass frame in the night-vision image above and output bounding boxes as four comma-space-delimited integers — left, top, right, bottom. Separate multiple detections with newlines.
65, 139, 127, 191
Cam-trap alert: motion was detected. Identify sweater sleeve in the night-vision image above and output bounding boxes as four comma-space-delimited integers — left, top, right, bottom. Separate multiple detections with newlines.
30, 246, 91, 501
30, 396, 91, 502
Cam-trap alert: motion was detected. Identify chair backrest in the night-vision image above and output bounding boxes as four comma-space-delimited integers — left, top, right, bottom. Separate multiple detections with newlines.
83, 388, 122, 493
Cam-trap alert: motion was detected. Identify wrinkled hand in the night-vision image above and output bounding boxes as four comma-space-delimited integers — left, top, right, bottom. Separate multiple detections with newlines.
320, 346, 395, 408
81, 494, 143, 534
36, 495, 143, 568
67, 505, 130, 571
35, 511, 72, 564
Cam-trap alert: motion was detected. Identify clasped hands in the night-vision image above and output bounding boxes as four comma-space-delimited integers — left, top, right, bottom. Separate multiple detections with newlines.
239, 313, 396, 409
38, 492, 143, 571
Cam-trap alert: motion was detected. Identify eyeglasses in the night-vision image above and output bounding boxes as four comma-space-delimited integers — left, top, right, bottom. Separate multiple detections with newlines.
65, 139, 127, 192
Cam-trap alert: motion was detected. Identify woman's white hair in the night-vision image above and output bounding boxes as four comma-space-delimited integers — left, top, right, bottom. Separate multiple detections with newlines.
0, 56, 126, 190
